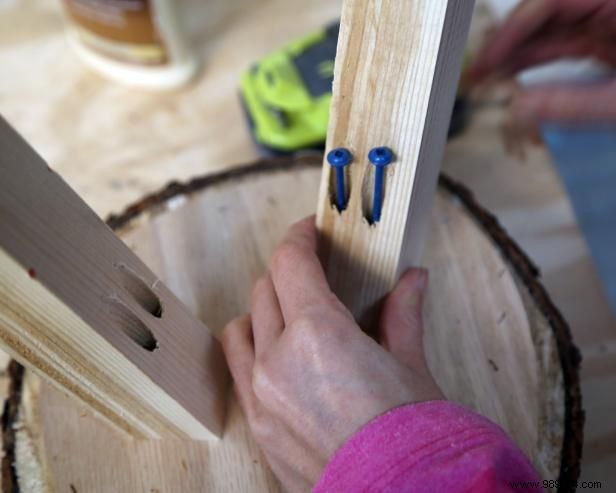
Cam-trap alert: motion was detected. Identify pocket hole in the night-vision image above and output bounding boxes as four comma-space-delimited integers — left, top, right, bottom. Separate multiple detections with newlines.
361, 166, 377, 224
115, 264, 163, 318
329, 165, 350, 212
361, 165, 392, 225
108, 300, 158, 352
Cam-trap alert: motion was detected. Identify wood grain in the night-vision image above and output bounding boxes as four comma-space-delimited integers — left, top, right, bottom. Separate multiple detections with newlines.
317, 0, 475, 326
441, 103, 616, 486
0, 0, 344, 218
0, 117, 228, 440
9, 157, 573, 492
2, 0, 616, 487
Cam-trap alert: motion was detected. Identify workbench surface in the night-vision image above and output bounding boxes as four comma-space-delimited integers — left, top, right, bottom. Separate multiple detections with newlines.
1, 0, 615, 488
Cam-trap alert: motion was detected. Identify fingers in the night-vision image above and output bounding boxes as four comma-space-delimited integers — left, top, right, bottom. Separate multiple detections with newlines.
221, 315, 258, 419
269, 216, 337, 324
251, 275, 284, 359
511, 80, 616, 124
466, 0, 557, 84
379, 268, 428, 370
465, 0, 608, 85
490, 31, 595, 79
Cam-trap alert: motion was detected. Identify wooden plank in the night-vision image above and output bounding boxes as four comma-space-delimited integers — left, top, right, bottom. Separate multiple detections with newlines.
317, 0, 475, 326
0, 117, 229, 440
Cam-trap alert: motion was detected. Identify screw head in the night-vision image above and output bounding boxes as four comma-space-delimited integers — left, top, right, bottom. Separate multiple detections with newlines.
368, 147, 394, 167
327, 148, 353, 168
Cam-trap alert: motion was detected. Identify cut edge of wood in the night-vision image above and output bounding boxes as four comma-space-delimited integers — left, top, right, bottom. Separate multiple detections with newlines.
1, 154, 583, 493
438, 175, 584, 492
0, 116, 230, 441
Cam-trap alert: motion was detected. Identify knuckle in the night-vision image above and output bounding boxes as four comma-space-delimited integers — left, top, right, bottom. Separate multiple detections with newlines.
252, 360, 275, 400
287, 316, 320, 342
288, 315, 315, 332
289, 312, 350, 343
286, 316, 339, 357
249, 413, 273, 442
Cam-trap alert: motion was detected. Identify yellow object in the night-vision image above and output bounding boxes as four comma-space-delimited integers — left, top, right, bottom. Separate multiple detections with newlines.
239, 23, 339, 152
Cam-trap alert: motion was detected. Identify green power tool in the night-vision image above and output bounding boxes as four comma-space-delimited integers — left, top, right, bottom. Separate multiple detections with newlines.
240, 21, 469, 154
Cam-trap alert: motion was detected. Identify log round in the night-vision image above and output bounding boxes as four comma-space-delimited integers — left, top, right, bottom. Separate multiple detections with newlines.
2, 155, 582, 493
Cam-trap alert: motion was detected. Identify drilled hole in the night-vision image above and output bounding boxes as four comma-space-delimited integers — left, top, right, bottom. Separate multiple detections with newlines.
361, 166, 377, 224
115, 264, 162, 318
329, 166, 350, 211
361, 165, 393, 225
108, 300, 158, 352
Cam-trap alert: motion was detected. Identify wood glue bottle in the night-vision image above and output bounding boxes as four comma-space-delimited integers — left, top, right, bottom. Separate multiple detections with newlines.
61, 0, 198, 89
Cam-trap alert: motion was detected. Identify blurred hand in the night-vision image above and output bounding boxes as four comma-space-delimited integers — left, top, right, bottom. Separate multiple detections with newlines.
466, 0, 616, 124
221, 217, 444, 492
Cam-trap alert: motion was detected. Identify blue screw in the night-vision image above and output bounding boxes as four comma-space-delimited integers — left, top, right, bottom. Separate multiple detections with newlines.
368, 147, 394, 223
327, 148, 353, 211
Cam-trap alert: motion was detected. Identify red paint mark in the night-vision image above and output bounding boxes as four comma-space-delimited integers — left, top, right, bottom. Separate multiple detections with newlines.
28, 268, 36, 279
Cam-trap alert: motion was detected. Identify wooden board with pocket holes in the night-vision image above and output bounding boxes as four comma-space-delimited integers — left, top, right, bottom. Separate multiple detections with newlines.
0, 116, 229, 441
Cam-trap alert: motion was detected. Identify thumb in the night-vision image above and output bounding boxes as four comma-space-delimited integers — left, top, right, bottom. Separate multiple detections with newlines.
379, 268, 429, 370
511, 80, 616, 124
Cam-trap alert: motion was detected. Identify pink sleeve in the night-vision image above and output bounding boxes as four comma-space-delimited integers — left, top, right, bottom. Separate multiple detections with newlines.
313, 401, 543, 493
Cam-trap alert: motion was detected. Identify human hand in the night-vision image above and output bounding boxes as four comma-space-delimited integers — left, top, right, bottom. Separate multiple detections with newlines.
466, 0, 616, 124
221, 217, 444, 492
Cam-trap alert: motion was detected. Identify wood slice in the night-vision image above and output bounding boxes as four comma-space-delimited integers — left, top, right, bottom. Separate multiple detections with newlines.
2, 155, 582, 493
